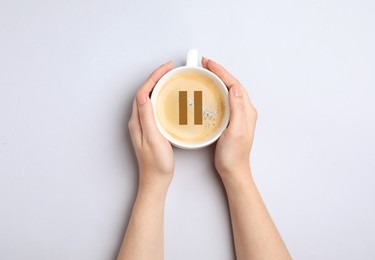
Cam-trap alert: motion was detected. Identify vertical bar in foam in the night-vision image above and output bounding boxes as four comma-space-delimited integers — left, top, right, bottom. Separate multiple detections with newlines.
179, 91, 188, 125
194, 91, 203, 125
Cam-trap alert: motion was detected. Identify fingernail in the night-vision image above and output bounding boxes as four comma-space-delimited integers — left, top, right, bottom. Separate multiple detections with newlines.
232, 86, 242, 97
165, 60, 173, 66
136, 92, 147, 105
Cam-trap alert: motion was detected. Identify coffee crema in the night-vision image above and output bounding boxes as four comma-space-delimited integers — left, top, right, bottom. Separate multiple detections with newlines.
155, 71, 226, 143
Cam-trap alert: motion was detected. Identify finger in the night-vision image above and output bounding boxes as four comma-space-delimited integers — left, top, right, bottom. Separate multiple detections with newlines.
203, 57, 256, 116
201, 56, 208, 69
202, 57, 240, 90
242, 88, 255, 118
137, 60, 173, 102
203, 57, 247, 131
226, 85, 247, 133
128, 98, 141, 147
135, 61, 173, 142
136, 90, 163, 143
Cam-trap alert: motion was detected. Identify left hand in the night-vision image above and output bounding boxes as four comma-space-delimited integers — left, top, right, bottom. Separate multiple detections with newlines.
128, 61, 175, 189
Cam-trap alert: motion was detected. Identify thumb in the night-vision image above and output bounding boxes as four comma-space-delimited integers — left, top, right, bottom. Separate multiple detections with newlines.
227, 85, 246, 132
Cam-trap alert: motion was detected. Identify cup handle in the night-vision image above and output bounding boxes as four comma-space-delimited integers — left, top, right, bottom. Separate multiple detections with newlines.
186, 49, 198, 67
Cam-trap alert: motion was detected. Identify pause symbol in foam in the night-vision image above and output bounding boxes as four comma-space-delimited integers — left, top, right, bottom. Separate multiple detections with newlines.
179, 91, 202, 125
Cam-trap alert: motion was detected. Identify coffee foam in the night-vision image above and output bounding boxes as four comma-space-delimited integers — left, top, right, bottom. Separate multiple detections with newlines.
155, 71, 225, 143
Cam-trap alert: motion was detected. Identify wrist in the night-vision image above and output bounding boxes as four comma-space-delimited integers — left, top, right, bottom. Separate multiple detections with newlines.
136, 181, 170, 204
138, 172, 172, 196
219, 166, 254, 192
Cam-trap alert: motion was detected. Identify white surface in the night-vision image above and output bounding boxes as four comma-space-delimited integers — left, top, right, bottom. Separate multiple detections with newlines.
1, 0, 374, 259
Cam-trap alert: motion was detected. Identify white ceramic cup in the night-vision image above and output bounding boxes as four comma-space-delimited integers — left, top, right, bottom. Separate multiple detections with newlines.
151, 49, 230, 149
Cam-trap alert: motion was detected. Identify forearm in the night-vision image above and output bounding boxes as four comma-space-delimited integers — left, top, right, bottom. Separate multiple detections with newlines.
222, 168, 291, 260
117, 181, 169, 260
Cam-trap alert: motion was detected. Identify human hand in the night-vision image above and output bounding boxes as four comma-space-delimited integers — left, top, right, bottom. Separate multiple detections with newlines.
202, 58, 257, 182
128, 61, 174, 190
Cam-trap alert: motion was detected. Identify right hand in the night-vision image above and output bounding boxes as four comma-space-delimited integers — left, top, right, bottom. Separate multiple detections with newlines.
128, 61, 175, 190
202, 57, 258, 181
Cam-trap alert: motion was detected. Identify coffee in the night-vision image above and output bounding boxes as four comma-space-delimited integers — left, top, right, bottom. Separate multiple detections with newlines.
154, 71, 226, 143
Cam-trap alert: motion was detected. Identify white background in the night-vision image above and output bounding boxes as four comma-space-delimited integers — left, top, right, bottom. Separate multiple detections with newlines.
1, 0, 374, 259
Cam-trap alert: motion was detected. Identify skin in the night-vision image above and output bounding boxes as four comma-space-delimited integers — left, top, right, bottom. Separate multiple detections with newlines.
202, 57, 291, 260
117, 61, 174, 260
117, 58, 291, 260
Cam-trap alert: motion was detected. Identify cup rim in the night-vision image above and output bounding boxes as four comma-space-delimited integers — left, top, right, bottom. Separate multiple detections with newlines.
151, 66, 230, 149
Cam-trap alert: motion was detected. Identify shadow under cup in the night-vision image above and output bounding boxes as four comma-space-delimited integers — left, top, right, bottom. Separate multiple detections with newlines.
151, 67, 230, 149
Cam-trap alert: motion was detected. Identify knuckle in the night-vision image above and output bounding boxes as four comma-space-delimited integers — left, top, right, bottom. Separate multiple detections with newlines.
135, 91, 142, 103
128, 119, 135, 130
247, 106, 258, 121
128, 121, 132, 131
